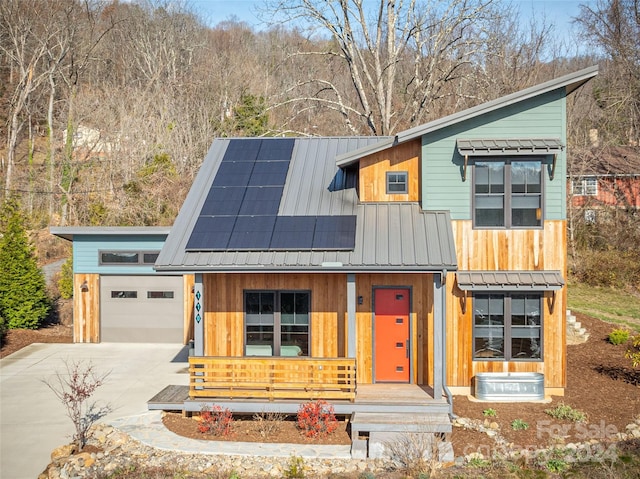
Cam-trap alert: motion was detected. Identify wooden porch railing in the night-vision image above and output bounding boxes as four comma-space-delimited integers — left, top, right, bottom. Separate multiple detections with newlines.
188, 357, 357, 402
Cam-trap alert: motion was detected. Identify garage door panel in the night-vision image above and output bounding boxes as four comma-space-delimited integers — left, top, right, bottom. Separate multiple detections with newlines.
100, 276, 183, 343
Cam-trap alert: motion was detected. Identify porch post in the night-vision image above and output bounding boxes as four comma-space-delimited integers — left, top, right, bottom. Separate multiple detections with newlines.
347, 273, 356, 358
194, 273, 204, 356
433, 274, 444, 400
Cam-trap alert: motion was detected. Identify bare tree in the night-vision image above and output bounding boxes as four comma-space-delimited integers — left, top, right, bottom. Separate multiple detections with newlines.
576, 0, 640, 146
265, 0, 504, 135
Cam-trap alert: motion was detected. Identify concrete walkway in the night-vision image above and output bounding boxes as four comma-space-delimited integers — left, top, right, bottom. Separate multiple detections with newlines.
0, 342, 189, 479
1, 343, 351, 479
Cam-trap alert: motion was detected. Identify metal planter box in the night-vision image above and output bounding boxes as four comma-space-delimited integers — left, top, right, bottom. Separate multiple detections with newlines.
474, 372, 544, 401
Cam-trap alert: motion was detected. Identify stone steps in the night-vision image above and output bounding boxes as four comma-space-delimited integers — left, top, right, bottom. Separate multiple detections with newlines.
566, 309, 589, 344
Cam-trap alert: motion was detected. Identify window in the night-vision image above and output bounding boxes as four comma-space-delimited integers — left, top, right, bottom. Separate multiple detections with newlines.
245, 291, 310, 357
386, 171, 408, 194
473, 293, 542, 360
473, 158, 543, 228
110, 290, 137, 298
572, 176, 598, 196
100, 250, 161, 265
147, 291, 174, 299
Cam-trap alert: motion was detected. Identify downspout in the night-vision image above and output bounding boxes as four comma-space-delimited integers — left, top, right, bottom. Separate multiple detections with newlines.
441, 269, 456, 419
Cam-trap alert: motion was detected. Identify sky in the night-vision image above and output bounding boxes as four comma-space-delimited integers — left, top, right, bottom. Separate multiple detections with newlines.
188, 0, 592, 29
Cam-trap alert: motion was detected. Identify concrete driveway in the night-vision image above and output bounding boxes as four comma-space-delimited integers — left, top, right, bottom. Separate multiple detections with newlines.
0, 342, 189, 479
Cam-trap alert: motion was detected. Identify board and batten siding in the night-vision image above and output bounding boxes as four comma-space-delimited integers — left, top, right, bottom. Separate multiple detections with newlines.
446, 220, 567, 391
359, 139, 421, 202
72, 234, 167, 274
202, 272, 435, 386
421, 89, 567, 221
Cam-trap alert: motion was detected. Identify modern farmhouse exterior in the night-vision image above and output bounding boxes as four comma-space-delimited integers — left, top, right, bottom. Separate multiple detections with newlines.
153, 65, 599, 401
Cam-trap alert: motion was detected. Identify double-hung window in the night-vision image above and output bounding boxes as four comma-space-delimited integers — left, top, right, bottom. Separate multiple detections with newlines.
473, 293, 542, 360
386, 171, 408, 194
245, 291, 310, 357
571, 176, 598, 196
474, 157, 543, 228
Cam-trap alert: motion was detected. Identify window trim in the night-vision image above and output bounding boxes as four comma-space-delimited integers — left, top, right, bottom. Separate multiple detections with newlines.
99, 250, 160, 266
472, 292, 544, 362
243, 290, 311, 357
386, 171, 408, 194
472, 156, 545, 230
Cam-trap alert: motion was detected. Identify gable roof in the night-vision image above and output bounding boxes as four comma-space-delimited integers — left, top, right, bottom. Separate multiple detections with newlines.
336, 65, 599, 167
155, 137, 457, 272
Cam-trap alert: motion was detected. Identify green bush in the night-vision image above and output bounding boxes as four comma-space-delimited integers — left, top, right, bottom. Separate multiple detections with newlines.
57, 257, 73, 299
511, 419, 529, 430
609, 328, 631, 345
0, 199, 50, 329
626, 335, 640, 367
545, 403, 587, 422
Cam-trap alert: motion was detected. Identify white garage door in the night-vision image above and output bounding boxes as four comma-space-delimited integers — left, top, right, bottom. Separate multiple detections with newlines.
100, 275, 184, 342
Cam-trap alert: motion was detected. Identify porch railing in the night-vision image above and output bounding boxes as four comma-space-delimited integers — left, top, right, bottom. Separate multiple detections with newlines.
188, 357, 357, 402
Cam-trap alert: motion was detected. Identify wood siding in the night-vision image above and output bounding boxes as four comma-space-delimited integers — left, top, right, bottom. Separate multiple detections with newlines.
202, 273, 348, 359
202, 272, 435, 386
447, 220, 567, 389
183, 274, 195, 344
73, 273, 100, 343
359, 139, 421, 202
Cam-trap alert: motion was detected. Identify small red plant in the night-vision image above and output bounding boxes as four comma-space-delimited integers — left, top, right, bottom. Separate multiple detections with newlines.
198, 405, 233, 436
296, 400, 338, 438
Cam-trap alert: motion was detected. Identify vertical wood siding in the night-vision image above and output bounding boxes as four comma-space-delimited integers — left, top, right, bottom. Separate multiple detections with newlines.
203, 273, 348, 358
183, 274, 195, 344
359, 139, 421, 202
202, 272, 434, 386
73, 273, 100, 343
448, 220, 567, 389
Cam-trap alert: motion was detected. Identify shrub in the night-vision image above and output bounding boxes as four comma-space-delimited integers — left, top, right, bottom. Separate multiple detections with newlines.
482, 408, 497, 417
609, 328, 631, 345
253, 410, 287, 438
0, 314, 6, 347
511, 419, 529, 430
43, 360, 112, 449
283, 455, 305, 479
198, 404, 233, 436
296, 400, 338, 438
626, 335, 640, 367
57, 256, 74, 300
384, 432, 443, 478
545, 403, 587, 422
0, 198, 50, 329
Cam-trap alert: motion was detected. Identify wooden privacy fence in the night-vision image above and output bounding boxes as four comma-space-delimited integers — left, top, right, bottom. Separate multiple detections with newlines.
188, 357, 357, 402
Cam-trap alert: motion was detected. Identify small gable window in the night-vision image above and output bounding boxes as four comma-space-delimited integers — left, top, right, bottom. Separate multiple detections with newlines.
386, 171, 408, 194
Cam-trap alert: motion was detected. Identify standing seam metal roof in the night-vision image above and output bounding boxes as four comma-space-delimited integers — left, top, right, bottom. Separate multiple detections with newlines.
155, 137, 457, 272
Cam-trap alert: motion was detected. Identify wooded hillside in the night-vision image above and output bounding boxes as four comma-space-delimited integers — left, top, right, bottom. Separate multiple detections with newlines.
0, 0, 638, 235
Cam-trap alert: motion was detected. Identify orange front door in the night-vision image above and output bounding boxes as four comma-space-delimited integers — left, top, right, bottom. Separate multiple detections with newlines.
374, 288, 410, 382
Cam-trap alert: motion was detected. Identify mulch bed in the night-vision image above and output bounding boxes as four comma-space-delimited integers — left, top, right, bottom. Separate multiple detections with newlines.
0, 323, 72, 358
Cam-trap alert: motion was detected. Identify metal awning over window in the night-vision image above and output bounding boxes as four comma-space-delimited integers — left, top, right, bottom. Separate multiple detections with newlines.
457, 138, 564, 156
456, 270, 565, 291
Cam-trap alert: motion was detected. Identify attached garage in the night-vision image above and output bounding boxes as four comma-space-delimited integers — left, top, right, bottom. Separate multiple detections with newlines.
100, 275, 184, 342
49, 226, 194, 344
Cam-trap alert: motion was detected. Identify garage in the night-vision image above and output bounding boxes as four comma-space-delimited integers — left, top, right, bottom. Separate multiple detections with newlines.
100, 275, 184, 342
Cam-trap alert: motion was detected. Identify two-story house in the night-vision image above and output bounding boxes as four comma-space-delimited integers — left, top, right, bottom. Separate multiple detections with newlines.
152, 66, 598, 406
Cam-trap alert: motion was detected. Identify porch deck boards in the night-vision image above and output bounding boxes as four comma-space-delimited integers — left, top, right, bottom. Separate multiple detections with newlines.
147, 383, 450, 416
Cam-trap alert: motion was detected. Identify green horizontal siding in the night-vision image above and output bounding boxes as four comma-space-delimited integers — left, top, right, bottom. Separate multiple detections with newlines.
422, 89, 567, 220
73, 235, 167, 274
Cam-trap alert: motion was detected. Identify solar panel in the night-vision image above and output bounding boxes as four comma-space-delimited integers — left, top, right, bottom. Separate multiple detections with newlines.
185, 216, 236, 251
312, 215, 357, 249
248, 161, 290, 186
200, 187, 245, 216
239, 187, 283, 215
256, 138, 295, 161
270, 216, 316, 249
212, 161, 254, 187
227, 216, 276, 249
222, 139, 262, 162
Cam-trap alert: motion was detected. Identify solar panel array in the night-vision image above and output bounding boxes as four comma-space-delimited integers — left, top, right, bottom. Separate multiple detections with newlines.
186, 138, 357, 251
